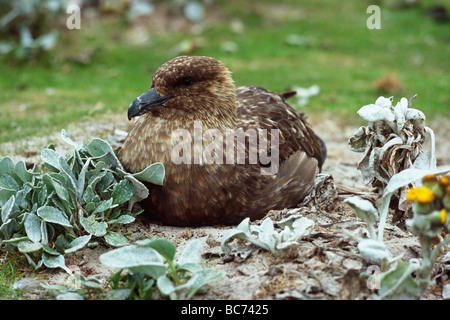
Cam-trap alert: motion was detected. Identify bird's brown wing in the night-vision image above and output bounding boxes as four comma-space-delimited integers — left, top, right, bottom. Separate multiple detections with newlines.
236, 86, 324, 170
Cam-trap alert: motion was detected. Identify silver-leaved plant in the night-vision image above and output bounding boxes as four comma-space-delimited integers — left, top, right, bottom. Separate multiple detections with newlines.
0, 129, 164, 274
348, 95, 436, 213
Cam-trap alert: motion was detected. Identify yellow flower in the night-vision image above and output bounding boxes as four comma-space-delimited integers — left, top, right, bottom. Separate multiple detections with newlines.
407, 188, 417, 202
407, 187, 435, 204
440, 209, 447, 224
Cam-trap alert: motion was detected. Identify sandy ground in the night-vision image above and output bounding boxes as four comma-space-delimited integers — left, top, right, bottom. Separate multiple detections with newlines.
2, 113, 449, 300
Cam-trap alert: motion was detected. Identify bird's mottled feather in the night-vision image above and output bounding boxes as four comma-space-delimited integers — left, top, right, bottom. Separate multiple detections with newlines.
118, 56, 325, 226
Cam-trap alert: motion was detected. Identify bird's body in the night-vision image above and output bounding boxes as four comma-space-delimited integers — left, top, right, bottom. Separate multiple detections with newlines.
118, 56, 325, 226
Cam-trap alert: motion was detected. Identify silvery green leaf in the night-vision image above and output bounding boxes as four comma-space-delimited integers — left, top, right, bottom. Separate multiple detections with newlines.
236, 217, 252, 234
125, 174, 149, 201
357, 239, 390, 260
64, 234, 92, 254
221, 229, 245, 255
56, 292, 84, 300
275, 216, 314, 249
86, 138, 123, 169
112, 179, 133, 205
137, 238, 177, 263
42, 174, 69, 202
18, 240, 42, 253
290, 216, 315, 238
405, 108, 425, 122
24, 253, 41, 270
42, 252, 72, 275
393, 97, 408, 132
80, 277, 103, 291
40, 220, 48, 245
177, 262, 203, 274
1, 236, 28, 244
37, 185, 48, 206
42, 243, 60, 256
168, 268, 224, 300
86, 170, 107, 193
177, 239, 202, 267
132, 162, 165, 186
380, 136, 404, 155
412, 126, 436, 171
184, 269, 224, 300
40, 283, 69, 295
55, 234, 70, 253
76, 157, 91, 200
276, 240, 299, 250
348, 126, 368, 152
93, 198, 113, 214
49, 172, 66, 184
24, 213, 41, 243
104, 231, 129, 247
41, 149, 61, 170
96, 171, 115, 194
82, 185, 95, 205
375, 96, 393, 108
14, 185, 31, 209
118, 170, 149, 210
221, 218, 268, 255
99, 245, 167, 279
257, 218, 277, 254
0, 157, 15, 176
86, 138, 112, 157
277, 214, 303, 229
413, 151, 435, 170
79, 212, 107, 237
1, 195, 15, 223
61, 129, 81, 150
37, 206, 71, 228
106, 289, 131, 300
381, 166, 450, 199
84, 202, 96, 214
58, 156, 77, 190
115, 214, 135, 225
345, 196, 378, 223
0, 218, 17, 239
14, 160, 33, 183
157, 275, 176, 297
379, 260, 421, 300
0, 174, 19, 193
357, 104, 395, 123
49, 196, 68, 215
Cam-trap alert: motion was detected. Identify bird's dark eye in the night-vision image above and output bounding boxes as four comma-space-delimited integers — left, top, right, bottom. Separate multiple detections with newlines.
182, 78, 193, 86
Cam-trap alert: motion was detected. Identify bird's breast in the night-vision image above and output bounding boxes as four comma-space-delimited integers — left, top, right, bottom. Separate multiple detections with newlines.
119, 115, 235, 174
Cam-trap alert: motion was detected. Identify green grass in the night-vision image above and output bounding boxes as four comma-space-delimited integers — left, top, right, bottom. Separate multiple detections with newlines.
0, 0, 448, 144
0, 252, 29, 299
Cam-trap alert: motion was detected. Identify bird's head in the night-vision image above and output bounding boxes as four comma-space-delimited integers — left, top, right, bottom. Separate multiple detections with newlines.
127, 56, 237, 123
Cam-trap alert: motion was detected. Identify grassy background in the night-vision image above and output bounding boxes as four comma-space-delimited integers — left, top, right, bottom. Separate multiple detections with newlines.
0, 0, 448, 145
0, 0, 448, 298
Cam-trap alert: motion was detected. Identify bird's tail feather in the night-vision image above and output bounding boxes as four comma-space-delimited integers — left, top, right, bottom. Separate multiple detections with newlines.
277, 150, 318, 182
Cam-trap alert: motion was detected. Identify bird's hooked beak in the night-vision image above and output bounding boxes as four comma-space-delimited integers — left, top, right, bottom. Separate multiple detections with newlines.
127, 87, 172, 120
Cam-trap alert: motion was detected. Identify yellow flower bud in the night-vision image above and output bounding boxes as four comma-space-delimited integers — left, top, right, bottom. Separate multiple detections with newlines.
407, 188, 418, 202
407, 187, 435, 204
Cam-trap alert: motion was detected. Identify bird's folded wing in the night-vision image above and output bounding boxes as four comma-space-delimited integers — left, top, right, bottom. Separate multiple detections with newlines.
236, 86, 323, 168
